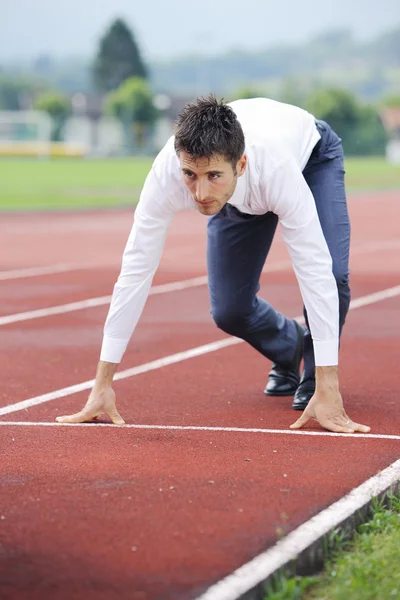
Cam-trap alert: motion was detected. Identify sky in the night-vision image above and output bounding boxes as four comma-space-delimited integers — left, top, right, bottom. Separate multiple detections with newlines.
1, 0, 399, 62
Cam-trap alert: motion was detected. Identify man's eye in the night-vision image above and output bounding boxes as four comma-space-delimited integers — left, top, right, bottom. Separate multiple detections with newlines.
209, 173, 220, 179
185, 172, 195, 178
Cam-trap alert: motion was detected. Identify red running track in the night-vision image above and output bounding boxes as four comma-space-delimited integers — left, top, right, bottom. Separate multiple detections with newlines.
0, 190, 399, 600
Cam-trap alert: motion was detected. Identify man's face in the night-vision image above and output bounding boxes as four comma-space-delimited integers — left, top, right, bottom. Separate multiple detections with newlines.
179, 151, 247, 216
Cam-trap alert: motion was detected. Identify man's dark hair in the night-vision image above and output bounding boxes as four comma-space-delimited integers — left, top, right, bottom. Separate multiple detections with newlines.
174, 94, 245, 168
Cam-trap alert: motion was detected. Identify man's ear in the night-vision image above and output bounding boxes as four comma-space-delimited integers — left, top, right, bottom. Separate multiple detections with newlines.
237, 154, 247, 176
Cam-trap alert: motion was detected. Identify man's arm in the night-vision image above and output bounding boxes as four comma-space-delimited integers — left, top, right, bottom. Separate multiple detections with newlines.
56, 170, 176, 425
268, 158, 370, 434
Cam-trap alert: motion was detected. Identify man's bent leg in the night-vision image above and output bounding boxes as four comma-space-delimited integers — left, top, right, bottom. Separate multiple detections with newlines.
207, 206, 302, 382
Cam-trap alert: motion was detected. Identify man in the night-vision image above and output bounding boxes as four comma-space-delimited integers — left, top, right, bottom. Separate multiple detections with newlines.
57, 95, 370, 434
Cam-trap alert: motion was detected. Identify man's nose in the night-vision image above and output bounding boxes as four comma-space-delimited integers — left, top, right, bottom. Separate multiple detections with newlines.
195, 179, 209, 201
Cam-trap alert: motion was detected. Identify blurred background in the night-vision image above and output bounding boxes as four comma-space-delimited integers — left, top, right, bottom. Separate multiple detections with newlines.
0, 0, 399, 209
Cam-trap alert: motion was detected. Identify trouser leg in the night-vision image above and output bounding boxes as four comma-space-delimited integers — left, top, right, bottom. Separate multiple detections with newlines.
207, 207, 300, 367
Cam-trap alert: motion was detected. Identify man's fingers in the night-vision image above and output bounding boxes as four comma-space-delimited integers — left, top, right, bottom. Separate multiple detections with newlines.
343, 413, 371, 433
348, 421, 371, 433
290, 411, 312, 429
316, 412, 354, 433
108, 408, 125, 426
324, 416, 371, 434
56, 410, 97, 424
320, 421, 355, 433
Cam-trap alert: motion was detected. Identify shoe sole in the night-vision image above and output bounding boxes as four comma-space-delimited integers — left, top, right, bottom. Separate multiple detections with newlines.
264, 388, 298, 397
292, 401, 309, 410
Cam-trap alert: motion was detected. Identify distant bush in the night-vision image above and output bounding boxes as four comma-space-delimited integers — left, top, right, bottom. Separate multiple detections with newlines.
306, 87, 387, 156
34, 91, 71, 142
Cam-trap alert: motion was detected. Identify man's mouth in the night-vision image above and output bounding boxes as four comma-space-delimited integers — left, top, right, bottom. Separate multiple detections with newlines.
196, 199, 215, 206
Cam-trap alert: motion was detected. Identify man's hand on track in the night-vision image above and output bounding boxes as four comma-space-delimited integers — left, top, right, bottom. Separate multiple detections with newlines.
290, 389, 371, 434
56, 387, 125, 425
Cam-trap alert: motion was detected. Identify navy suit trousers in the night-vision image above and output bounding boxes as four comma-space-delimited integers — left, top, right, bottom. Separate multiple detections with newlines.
206, 120, 351, 376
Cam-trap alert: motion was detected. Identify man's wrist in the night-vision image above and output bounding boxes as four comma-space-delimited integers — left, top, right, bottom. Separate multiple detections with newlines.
315, 365, 339, 392
94, 360, 119, 389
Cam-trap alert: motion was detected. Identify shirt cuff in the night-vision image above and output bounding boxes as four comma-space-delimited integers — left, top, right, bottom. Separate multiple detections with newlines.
313, 339, 339, 366
100, 335, 129, 364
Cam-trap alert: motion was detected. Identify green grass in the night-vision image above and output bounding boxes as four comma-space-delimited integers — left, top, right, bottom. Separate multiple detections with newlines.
0, 157, 153, 210
0, 156, 399, 211
344, 157, 400, 191
263, 493, 400, 600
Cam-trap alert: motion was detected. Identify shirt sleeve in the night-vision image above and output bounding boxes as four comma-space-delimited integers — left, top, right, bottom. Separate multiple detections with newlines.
267, 158, 339, 366
100, 169, 175, 364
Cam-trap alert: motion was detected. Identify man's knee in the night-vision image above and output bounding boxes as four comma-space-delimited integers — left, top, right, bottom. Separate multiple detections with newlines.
333, 267, 351, 313
333, 266, 350, 291
212, 306, 249, 336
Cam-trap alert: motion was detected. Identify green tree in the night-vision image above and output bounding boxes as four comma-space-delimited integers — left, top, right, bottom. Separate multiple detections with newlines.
93, 19, 148, 92
233, 85, 264, 100
352, 106, 387, 156
279, 77, 308, 108
106, 77, 157, 152
307, 87, 360, 138
306, 87, 387, 155
34, 91, 71, 141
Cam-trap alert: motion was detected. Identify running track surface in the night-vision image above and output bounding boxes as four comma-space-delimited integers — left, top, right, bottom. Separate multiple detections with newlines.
0, 190, 399, 600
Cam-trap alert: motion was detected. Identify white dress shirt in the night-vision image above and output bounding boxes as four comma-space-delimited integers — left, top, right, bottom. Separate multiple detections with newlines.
100, 98, 339, 367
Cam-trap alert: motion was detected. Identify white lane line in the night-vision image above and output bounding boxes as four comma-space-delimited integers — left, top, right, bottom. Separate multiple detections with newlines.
1, 230, 398, 327
0, 275, 208, 326
1, 233, 397, 327
0, 421, 399, 440
196, 458, 400, 600
1, 283, 400, 418
0, 337, 242, 416
0, 264, 82, 281
349, 284, 400, 309
0, 295, 112, 325
0, 259, 291, 327
0, 237, 395, 284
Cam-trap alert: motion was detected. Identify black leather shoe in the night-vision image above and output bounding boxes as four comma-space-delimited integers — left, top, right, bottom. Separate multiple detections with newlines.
264, 321, 304, 397
292, 373, 315, 410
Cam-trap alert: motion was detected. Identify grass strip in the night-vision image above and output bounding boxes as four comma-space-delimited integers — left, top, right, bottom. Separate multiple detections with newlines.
263, 492, 400, 600
0, 157, 399, 211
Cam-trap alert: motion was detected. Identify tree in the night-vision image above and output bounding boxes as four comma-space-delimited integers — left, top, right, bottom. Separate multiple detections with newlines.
307, 88, 360, 137
106, 77, 157, 152
93, 19, 147, 92
349, 106, 387, 156
279, 77, 308, 108
230, 85, 266, 101
306, 87, 387, 156
34, 91, 71, 141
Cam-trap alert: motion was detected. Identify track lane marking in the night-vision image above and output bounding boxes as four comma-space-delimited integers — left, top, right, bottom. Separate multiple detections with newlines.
0, 275, 208, 326
0, 338, 241, 415
1, 283, 399, 417
0, 236, 397, 284
0, 264, 85, 281
0, 261, 291, 326
196, 459, 400, 600
0, 421, 398, 440
1, 234, 399, 325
